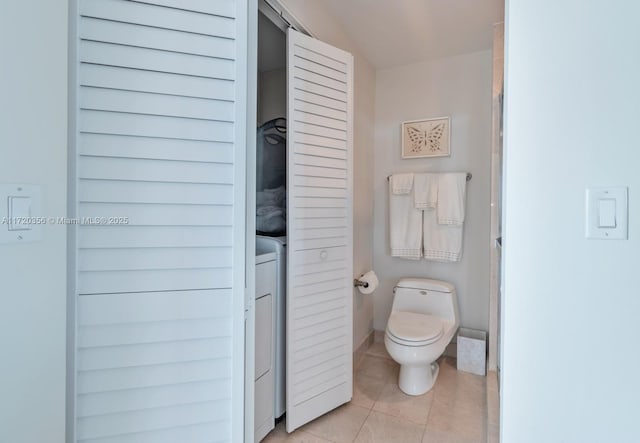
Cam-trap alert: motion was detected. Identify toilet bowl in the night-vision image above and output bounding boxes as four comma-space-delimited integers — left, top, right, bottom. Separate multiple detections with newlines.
384, 278, 459, 395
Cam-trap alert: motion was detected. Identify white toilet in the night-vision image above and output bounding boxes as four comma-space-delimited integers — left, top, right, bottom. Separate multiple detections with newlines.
384, 278, 460, 396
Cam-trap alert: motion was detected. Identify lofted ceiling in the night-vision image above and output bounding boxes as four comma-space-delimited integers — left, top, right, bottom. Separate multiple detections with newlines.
317, 0, 504, 69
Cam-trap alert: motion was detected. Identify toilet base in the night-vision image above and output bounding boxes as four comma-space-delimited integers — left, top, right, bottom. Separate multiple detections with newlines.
399, 361, 440, 396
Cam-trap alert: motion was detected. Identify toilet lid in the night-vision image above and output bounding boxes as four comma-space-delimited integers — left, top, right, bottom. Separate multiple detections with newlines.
387, 311, 443, 344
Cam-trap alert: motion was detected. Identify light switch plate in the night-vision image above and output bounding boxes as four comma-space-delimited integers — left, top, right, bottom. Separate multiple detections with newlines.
585, 187, 628, 239
0, 184, 43, 243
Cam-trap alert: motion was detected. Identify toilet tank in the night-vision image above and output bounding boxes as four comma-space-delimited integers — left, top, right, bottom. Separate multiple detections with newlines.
392, 278, 459, 323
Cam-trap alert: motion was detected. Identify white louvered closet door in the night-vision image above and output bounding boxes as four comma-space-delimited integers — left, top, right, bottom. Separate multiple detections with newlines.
71, 1, 247, 442
286, 28, 354, 432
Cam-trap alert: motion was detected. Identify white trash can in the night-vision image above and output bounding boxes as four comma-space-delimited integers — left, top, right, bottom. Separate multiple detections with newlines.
457, 328, 487, 376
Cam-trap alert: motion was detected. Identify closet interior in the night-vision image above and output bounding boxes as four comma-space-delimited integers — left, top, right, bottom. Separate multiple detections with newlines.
253, 8, 287, 442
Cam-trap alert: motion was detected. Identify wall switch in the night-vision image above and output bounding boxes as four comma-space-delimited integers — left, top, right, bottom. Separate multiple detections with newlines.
8, 196, 33, 231
586, 187, 628, 239
0, 184, 42, 243
597, 198, 616, 228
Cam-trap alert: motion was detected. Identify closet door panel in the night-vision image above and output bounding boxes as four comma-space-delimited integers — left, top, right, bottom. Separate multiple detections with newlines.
286, 28, 354, 432
71, 1, 246, 442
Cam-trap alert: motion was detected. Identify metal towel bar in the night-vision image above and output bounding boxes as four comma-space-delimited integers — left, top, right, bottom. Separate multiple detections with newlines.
387, 172, 472, 182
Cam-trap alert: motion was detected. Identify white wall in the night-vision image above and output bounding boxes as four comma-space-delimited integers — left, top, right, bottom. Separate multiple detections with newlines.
0, 2, 68, 443
501, 1, 640, 442
281, 0, 376, 350
372, 51, 493, 332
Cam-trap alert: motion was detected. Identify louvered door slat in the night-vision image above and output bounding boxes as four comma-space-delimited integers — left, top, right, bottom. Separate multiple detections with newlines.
79, 40, 236, 80
80, 0, 235, 38
79, 181, 234, 205
79, 16, 236, 59
286, 28, 354, 432
80, 87, 235, 122
79, 133, 234, 163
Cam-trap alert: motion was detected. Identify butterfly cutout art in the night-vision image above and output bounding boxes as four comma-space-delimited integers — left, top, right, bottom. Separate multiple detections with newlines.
406, 123, 445, 153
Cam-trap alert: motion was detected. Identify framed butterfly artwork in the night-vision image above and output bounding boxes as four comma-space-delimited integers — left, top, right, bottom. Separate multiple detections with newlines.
401, 116, 451, 159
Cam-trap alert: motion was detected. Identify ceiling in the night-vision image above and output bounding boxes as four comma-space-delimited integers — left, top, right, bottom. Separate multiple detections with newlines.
317, 0, 504, 69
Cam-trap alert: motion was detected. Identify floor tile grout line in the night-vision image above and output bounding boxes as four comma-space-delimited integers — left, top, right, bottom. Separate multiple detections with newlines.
419, 423, 428, 443
351, 402, 373, 442
302, 423, 340, 442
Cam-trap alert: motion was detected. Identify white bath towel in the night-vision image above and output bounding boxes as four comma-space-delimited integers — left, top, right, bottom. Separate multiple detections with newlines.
389, 180, 422, 260
414, 173, 438, 209
390, 173, 414, 195
423, 208, 463, 262
436, 173, 467, 225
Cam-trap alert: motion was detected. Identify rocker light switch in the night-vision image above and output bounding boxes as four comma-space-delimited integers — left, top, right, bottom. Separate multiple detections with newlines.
586, 187, 628, 239
8, 196, 32, 231
598, 199, 616, 228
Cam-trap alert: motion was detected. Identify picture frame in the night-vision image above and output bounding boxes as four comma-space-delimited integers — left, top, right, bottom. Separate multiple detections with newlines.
401, 116, 451, 159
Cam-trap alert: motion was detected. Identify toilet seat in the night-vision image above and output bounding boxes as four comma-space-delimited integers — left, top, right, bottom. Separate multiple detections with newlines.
386, 311, 443, 346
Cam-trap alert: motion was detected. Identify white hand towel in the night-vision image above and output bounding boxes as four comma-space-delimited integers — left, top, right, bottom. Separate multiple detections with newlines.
423, 208, 463, 262
436, 173, 467, 225
414, 173, 438, 209
390, 173, 414, 195
389, 180, 422, 260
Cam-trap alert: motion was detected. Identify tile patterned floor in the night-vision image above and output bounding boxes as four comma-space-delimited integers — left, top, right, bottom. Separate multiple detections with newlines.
263, 339, 499, 443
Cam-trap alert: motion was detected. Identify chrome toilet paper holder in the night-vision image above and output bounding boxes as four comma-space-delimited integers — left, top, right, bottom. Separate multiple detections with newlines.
353, 279, 369, 288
